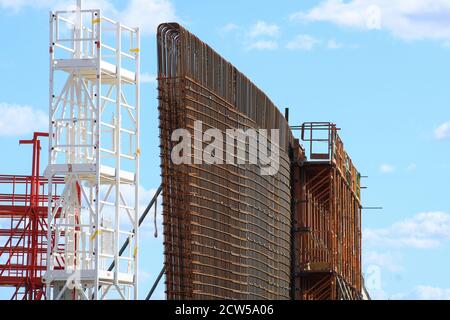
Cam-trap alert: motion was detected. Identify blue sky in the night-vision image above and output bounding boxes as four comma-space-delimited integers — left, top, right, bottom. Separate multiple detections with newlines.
0, 0, 450, 300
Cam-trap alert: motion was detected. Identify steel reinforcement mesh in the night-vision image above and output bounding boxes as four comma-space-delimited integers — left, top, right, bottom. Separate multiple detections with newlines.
157, 23, 293, 300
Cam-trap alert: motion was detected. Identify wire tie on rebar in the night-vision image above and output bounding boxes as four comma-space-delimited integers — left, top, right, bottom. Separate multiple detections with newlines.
92, 18, 101, 24
130, 48, 140, 53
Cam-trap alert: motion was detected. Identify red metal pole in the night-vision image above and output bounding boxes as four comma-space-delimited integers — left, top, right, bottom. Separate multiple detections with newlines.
19, 132, 49, 300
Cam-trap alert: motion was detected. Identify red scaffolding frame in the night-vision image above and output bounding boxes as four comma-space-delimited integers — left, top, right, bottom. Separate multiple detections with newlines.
0, 133, 64, 300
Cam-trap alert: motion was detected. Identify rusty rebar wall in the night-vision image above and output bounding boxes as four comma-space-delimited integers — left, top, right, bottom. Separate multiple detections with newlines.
157, 23, 293, 300
293, 123, 362, 300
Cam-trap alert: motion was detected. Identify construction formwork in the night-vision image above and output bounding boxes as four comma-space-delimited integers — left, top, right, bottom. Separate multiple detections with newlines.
158, 23, 293, 300
0, 133, 63, 300
292, 123, 362, 300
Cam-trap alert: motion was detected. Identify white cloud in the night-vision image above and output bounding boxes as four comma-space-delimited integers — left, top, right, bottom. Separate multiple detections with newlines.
435, 121, 450, 140
364, 251, 403, 272
248, 40, 278, 50
0, 0, 115, 12
0, 0, 177, 35
0, 103, 47, 137
221, 23, 239, 33
244, 21, 349, 52
139, 270, 152, 282
380, 163, 395, 173
285, 36, 352, 50
415, 285, 450, 300
0, 0, 54, 11
370, 285, 450, 300
290, 0, 450, 42
364, 211, 450, 249
286, 34, 320, 50
141, 72, 157, 84
248, 21, 279, 38
369, 289, 389, 300
223, 22, 279, 51
121, 0, 177, 35
327, 39, 344, 49
65, 0, 116, 12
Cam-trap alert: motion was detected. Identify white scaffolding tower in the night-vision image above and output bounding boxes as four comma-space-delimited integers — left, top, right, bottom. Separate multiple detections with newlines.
43, 1, 140, 300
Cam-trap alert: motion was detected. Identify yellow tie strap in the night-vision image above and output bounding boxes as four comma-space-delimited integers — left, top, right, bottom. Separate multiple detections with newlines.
90, 229, 103, 241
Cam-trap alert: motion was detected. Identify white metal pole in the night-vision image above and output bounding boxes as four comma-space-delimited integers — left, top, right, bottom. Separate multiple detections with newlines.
114, 20, 122, 288
93, 8, 101, 300
75, 0, 82, 58
46, 11, 55, 300
134, 27, 141, 300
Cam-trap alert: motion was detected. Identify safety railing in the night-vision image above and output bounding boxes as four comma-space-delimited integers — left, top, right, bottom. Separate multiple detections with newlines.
299, 122, 361, 200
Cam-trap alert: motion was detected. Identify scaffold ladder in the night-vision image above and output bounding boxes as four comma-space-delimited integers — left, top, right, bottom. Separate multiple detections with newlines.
43, 0, 140, 300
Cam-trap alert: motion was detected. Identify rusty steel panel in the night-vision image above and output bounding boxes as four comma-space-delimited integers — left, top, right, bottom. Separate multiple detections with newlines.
292, 123, 362, 300
157, 23, 293, 300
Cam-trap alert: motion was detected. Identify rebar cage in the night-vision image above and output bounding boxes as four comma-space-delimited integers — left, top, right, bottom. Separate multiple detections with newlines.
158, 23, 293, 300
